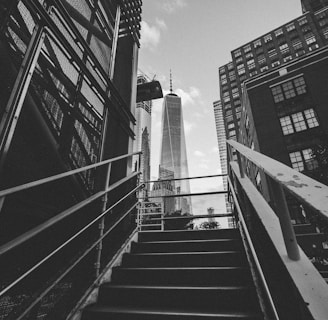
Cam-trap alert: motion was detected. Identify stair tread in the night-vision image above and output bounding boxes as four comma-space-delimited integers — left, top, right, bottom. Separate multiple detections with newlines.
116, 266, 248, 270
138, 239, 240, 244
103, 284, 251, 290
128, 251, 242, 256
85, 305, 261, 318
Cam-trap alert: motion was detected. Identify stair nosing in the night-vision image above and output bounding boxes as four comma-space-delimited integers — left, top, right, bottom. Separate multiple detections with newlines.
115, 266, 248, 271
86, 305, 260, 318
102, 284, 251, 290
127, 251, 242, 256
137, 239, 240, 245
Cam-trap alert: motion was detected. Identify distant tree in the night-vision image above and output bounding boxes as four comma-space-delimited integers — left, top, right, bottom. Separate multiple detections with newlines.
309, 142, 328, 186
164, 210, 193, 230
199, 221, 220, 230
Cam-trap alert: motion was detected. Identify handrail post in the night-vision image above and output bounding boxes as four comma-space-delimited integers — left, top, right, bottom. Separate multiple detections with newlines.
269, 177, 300, 261
95, 162, 112, 277
236, 151, 245, 178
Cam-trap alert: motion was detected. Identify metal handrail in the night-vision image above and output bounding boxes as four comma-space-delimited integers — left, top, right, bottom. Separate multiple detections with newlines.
228, 175, 279, 320
0, 151, 141, 198
227, 139, 328, 218
144, 174, 227, 183
0, 182, 141, 298
0, 171, 140, 258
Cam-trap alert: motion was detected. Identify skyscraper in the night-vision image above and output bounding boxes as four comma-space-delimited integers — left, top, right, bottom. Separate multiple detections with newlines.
158, 81, 191, 214
213, 100, 232, 217
218, 2, 328, 144
134, 74, 152, 191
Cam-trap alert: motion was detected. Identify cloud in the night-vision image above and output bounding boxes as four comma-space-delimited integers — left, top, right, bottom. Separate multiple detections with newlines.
190, 86, 201, 98
184, 120, 194, 135
162, 0, 187, 13
194, 150, 205, 157
176, 86, 201, 106
155, 18, 167, 30
140, 21, 161, 50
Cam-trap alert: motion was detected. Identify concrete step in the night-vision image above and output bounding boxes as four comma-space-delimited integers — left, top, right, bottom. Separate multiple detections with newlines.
296, 233, 325, 256
111, 266, 253, 287
293, 223, 317, 234
138, 229, 240, 242
122, 251, 248, 268
97, 284, 260, 313
131, 238, 243, 253
82, 305, 263, 320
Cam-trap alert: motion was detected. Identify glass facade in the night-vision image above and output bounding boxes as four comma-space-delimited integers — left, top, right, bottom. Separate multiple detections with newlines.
158, 93, 192, 214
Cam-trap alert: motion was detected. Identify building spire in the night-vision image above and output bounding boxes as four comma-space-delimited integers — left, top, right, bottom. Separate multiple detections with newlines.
170, 69, 173, 94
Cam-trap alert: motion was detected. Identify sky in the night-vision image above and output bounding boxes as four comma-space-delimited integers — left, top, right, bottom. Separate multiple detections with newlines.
138, 0, 302, 214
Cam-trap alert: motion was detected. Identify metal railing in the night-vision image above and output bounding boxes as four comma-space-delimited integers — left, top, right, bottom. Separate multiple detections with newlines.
0, 151, 142, 319
227, 139, 328, 319
139, 174, 234, 231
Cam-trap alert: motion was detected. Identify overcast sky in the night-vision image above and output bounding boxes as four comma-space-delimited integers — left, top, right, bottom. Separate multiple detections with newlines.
138, 0, 302, 197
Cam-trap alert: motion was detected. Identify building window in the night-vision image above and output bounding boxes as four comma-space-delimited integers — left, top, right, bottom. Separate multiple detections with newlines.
293, 76, 306, 94
271, 76, 307, 103
304, 109, 319, 127
275, 28, 284, 37
272, 61, 280, 68
289, 148, 317, 172
268, 49, 277, 58
279, 43, 289, 54
264, 34, 273, 43
272, 86, 284, 103
228, 62, 234, 70
234, 49, 242, 57
305, 34, 316, 45
279, 108, 319, 135
227, 122, 235, 129
258, 55, 266, 65
260, 66, 269, 72
283, 55, 293, 62
247, 59, 255, 69
291, 112, 307, 131
282, 81, 296, 99
243, 44, 251, 53
236, 57, 243, 64
298, 17, 308, 26
219, 67, 226, 75
286, 23, 296, 31
280, 116, 294, 135
253, 39, 261, 48
292, 39, 303, 50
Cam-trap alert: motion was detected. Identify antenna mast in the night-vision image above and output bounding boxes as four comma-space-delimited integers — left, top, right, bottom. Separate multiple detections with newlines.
170, 69, 173, 93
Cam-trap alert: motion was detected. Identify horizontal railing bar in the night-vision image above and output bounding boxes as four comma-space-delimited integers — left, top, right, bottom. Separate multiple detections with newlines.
0, 151, 141, 198
144, 174, 227, 184
163, 213, 233, 220
0, 172, 139, 256
144, 190, 227, 199
139, 213, 233, 221
0, 184, 140, 298
227, 139, 328, 219
227, 173, 279, 320
14, 202, 138, 320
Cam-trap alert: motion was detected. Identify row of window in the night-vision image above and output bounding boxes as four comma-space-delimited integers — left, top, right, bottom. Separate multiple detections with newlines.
279, 108, 319, 135
271, 76, 307, 103
233, 17, 310, 58
289, 148, 318, 172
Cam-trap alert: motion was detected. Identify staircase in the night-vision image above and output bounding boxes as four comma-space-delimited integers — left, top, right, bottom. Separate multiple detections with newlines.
82, 228, 264, 319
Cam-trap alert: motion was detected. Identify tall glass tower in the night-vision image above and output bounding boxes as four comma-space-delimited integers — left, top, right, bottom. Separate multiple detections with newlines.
158, 86, 192, 214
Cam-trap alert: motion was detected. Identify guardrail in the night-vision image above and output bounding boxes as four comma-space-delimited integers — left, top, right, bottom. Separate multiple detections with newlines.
227, 139, 328, 319
0, 151, 142, 319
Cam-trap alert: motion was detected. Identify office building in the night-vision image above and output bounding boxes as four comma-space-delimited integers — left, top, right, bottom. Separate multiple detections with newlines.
213, 100, 232, 216
219, 3, 328, 143
157, 87, 192, 214
239, 47, 328, 218
134, 74, 152, 192
0, 0, 142, 242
